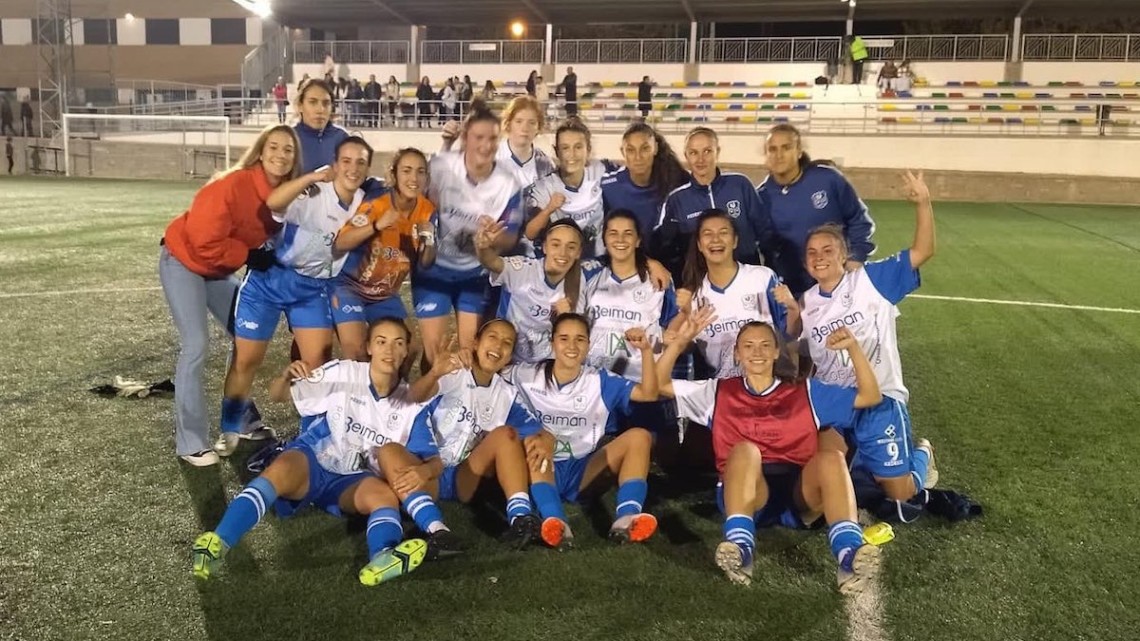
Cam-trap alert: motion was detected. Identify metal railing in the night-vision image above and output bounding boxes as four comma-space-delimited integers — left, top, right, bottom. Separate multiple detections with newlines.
420, 40, 544, 64
293, 40, 411, 64
700, 37, 842, 63
555, 39, 688, 64
1021, 33, 1140, 61
862, 35, 1009, 61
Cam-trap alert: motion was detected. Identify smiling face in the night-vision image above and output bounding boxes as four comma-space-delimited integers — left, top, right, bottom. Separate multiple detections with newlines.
621, 131, 656, 176
603, 215, 640, 263
464, 120, 500, 169
804, 229, 848, 284
259, 130, 297, 182
551, 316, 590, 370
734, 324, 780, 378
506, 107, 540, 149
556, 130, 589, 178
697, 215, 738, 267
298, 85, 332, 130
474, 320, 517, 373
333, 142, 369, 193
392, 151, 427, 200
543, 225, 583, 278
366, 320, 410, 375
685, 132, 719, 184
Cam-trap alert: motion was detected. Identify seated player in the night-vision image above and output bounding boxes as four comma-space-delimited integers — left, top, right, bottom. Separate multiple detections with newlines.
475, 217, 590, 363
191, 318, 455, 587
400, 318, 547, 548
507, 313, 660, 548
657, 309, 883, 593
332, 148, 438, 361
799, 170, 939, 506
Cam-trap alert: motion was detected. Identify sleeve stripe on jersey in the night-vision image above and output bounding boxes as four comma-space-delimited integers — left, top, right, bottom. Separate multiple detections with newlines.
655, 181, 693, 231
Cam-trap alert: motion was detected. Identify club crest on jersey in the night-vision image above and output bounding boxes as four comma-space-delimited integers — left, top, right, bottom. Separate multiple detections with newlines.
306, 367, 325, 383
840, 289, 854, 309
505, 256, 526, 270
726, 200, 741, 218
632, 287, 650, 304
573, 395, 588, 412
351, 214, 369, 227
478, 404, 495, 423
741, 293, 760, 311
811, 190, 829, 209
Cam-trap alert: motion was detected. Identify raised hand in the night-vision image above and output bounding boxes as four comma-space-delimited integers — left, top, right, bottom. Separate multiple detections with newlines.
547, 192, 567, 211
624, 327, 652, 352
666, 304, 718, 346
771, 283, 799, 313
311, 164, 335, 183
474, 218, 508, 251
825, 326, 858, 351
374, 207, 400, 232
552, 297, 572, 317
430, 334, 463, 377
901, 169, 931, 205
441, 120, 460, 143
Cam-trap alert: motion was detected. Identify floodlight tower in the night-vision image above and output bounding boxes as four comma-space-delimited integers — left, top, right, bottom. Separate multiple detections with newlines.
35, 0, 77, 139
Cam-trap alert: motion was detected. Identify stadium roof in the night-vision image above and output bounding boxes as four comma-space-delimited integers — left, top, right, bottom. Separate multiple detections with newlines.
271, 0, 1137, 27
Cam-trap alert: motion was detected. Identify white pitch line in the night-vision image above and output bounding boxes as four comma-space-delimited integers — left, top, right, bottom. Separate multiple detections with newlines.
0, 286, 163, 299
846, 510, 889, 641
910, 294, 1140, 315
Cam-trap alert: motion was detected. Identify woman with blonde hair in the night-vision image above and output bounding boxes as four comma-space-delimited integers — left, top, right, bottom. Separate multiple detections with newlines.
158, 123, 302, 466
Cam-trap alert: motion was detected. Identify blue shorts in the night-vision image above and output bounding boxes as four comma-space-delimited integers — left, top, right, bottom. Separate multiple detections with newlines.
438, 465, 460, 502
622, 400, 678, 434
411, 272, 486, 319
716, 465, 812, 530
850, 396, 915, 479
554, 456, 592, 502
234, 265, 333, 341
274, 443, 369, 519
330, 286, 407, 325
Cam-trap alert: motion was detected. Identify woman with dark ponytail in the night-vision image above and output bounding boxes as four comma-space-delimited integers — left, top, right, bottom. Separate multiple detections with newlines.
600, 122, 687, 244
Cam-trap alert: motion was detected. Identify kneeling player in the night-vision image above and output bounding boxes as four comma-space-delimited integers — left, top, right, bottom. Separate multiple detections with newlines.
404, 318, 546, 548
658, 311, 882, 594
191, 318, 453, 586
508, 313, 660, 548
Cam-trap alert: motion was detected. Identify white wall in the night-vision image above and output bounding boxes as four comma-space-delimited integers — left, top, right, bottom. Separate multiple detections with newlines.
568, 64, 686, 85
293, 63, 408, 85
420, 63, 535, 85
698, 63, 825, 84
1021, 62, 1140, 85
895, 61, 1008, 84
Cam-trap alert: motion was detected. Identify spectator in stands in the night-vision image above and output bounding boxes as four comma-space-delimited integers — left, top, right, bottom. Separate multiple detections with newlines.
526, 70, 538, 97
1, 96, 15, 136
272, 77, 288, 124
19, 98, 34, 137
848, 36, 868, 84
638, 76, 653, 120
5, 136, 12, 174
364, 74, 382, 127
323, 52, 335, 78
294, 78, 350, 173
756, 124, 876, 296
386, 75, 401, 126
535, 75, 551, 121
441, 78, 458, 122
560, 67, 578, 117
346, 79, 364, 127
896, 59, 914, 94
481, 80, 496, 102
458, 75, 474, 118
296, 73, 310, 93
417, 76, 435, 128
877, 61, 899, 95
158, 123, 302, 466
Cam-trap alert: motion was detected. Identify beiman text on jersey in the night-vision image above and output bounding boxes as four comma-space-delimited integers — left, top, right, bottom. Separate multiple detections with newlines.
272, 182, 364, 279
692, 263, 787, 379
584, 266, 680, 379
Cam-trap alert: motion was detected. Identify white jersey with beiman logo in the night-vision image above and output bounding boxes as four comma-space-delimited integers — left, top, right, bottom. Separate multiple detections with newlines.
800, 250, 920, 403
491, 256, 590, 363
584, 267, 679, 378
527, 160, 607, 257
290, 360, 435, 475
505, 363, 635, 462
426, 151, 524, 276
497, 139, 555, 194
429, 369, 542, 467
273, 182, 363, 278
692, 263, 786, 379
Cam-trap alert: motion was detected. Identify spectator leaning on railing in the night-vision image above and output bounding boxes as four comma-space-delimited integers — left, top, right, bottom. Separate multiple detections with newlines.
364, 74, 382, 127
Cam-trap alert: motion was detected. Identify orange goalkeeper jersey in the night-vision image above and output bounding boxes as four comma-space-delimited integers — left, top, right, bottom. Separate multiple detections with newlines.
338, 192, 437, 301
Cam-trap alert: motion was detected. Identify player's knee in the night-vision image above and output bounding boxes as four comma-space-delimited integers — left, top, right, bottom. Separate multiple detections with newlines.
622, 427, 654, 451
813, 448, 847, 472
728, 441, 763, 465
489, 426, 520, 443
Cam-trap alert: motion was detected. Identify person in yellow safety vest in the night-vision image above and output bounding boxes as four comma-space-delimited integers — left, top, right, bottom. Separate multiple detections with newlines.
849, 36, 869, 84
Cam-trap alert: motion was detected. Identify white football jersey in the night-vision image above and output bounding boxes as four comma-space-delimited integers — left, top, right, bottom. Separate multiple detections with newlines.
692, 263, 785, 379
429, 369, 542, 467
290, 360, 435, 475
490, 256, 589, 363
427, 151, 524, 275
584, 267, 679, 378
527, 160, 607, 257
800, 250, 920, 403
497, 139, 555, 194
506, 363, 634, 461
273, 182, 363, 278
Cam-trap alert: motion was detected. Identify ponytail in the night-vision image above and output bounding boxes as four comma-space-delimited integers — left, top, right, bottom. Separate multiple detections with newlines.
621, 122, 687, 201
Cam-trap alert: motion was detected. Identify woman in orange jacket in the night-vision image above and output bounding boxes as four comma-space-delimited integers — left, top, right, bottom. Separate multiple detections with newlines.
159, 123, 302, 466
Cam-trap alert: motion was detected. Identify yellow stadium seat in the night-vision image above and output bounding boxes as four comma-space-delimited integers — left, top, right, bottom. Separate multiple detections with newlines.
601, 81, 616, 88
979, 80, 997, 87
671, 81, 686, 88
791, 92, 810, 99
713, 103, 728, 111
761, 81, 778, 87
881, 104, 898, 111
